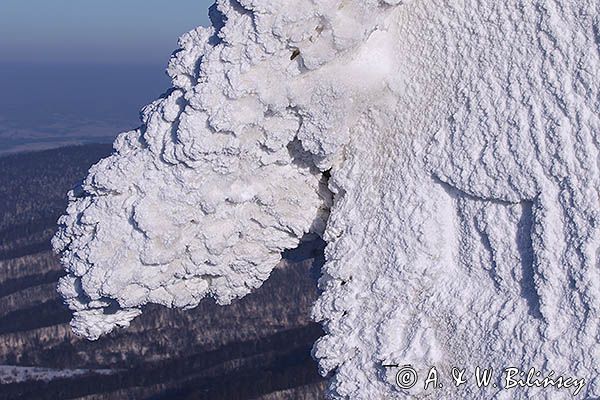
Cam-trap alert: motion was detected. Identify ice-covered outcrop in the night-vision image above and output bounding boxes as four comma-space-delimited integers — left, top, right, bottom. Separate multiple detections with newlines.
54, 0, 600, 398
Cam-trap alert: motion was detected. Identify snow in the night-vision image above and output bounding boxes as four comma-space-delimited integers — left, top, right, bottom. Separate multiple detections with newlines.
53, 0, 600, 398
0, 365, 115, 384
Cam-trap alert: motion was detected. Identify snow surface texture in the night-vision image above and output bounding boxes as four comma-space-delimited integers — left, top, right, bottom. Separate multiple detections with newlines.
53, 0, 600, 398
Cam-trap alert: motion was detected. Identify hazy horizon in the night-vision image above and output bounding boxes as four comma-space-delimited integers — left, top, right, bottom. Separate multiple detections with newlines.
0, 63, 172, 155
0, 1, 215, 155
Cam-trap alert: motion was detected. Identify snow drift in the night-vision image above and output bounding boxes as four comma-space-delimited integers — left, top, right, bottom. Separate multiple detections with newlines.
54, 0, 600, 398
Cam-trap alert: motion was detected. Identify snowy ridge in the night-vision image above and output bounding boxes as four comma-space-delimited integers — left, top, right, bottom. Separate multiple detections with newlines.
53, 1, 600, 398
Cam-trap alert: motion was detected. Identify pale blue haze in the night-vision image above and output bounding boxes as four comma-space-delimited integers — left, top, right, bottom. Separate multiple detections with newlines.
0, 1, 216, 154
0, 0, 214, 64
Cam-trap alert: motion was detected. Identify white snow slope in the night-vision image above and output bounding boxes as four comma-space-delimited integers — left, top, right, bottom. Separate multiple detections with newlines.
53, 0, 600, 398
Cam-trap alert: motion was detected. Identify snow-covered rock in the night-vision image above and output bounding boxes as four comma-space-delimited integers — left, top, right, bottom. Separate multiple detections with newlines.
54, 0, 600, 398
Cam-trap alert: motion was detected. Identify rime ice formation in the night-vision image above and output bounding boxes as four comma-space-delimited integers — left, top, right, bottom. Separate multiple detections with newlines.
53, 0, 600, 398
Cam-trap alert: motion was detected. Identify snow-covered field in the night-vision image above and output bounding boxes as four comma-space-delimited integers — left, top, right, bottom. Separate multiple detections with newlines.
52, 0, 600, 398
0, 365, 115, 384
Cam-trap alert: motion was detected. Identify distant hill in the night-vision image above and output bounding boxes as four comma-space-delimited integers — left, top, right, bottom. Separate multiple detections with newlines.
0, 144, 326, 400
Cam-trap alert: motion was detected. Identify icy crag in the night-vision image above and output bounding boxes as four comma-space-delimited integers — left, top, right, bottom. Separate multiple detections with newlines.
53, 0, 600, 398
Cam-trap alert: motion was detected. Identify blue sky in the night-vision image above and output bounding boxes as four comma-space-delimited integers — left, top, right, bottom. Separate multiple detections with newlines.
0, 1, 216, 154
0, 0, 214, 65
